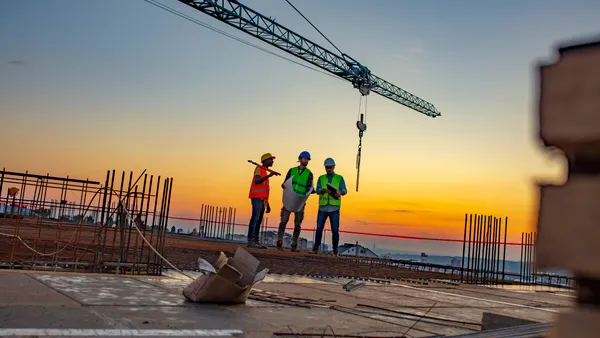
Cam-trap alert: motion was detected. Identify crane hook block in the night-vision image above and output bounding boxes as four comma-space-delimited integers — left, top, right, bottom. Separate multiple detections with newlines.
357, 120, 367, 132
357, 113, 367, 132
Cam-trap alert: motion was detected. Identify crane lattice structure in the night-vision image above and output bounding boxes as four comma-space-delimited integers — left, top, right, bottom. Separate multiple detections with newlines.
159, 0, 443, 190
177, 0, 441, 118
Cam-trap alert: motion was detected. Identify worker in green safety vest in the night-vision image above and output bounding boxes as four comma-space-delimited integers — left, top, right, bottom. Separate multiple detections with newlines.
312, 157, 347, 255
276, 151, 314, 251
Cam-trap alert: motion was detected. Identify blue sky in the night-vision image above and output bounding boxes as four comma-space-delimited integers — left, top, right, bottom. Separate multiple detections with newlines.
1, 0, 599, 257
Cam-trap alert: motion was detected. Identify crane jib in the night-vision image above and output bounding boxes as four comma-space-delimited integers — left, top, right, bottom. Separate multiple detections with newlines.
177, 0, 442, 118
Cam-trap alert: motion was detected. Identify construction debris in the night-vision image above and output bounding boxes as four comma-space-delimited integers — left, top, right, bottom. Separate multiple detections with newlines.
183, 247, 267, 303
343, 279, 366, 292
249, 290, 334, 308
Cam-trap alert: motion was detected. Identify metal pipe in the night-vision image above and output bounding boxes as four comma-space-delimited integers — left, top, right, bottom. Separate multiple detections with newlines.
200, 204, 205, 237
232, 207, 237, 240
493, 218, 501, 285
466, 214, 473, 283
206, 205, 211, 238
123, 172, 135, 264
484, 216, 491, 283
210, 205, 215, 238
501, 217, 507, 284
478, 215, 484, 284
471, 215, 478, 283
223, 207, 227, 239
495, 217, 501, 285
140, 174, 154, 274
152, 178, 168, 273
146, 176, 161, 273
158, 177, 173, 275
461, 214, 468, 283
227, 207, 233, 240
525, 233, 531, 286
479, 215, 486, 284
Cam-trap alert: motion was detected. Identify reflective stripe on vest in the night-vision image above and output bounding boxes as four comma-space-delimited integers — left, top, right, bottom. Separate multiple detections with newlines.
291, 166, 311, 196
249, 167, 270, 199
318, 174, 341, 207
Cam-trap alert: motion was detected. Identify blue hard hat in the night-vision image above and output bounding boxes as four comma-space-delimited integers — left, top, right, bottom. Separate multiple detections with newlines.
299, 151, 311, 160
324, 158, 335, 166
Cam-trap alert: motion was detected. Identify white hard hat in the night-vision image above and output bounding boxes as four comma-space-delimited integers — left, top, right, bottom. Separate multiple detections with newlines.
324, 158, 336, 166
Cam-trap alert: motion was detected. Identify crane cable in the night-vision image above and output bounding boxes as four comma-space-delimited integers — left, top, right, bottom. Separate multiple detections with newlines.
284, 0, 344, 56
356, 95, 367, 192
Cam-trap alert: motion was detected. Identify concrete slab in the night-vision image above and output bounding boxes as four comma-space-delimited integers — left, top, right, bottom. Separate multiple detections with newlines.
0, 273, 78, 306
0, 305, 115, 329
31, 275, 186, 306
0, 270, 563, 337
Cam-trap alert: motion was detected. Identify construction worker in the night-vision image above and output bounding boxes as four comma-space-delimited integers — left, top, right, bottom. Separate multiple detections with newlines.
276, 151, 314, 251
312, 157, 347, 255
247, 153, 276, 248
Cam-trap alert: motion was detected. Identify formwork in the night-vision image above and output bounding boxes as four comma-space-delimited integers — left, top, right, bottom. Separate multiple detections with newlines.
0, 169, 173, 275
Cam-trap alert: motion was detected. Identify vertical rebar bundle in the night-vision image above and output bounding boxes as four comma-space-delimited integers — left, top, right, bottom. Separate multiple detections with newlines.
461, 213, 508, 285
519, 231, 537, 286
198, 204, 237, 241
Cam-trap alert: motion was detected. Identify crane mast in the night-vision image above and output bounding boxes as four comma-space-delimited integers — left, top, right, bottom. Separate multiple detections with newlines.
176, 0, 442, 118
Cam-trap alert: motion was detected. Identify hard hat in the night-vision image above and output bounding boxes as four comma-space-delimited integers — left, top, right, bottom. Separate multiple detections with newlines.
261, 153, 275, 162
324, 158, 335, 167
298, 151, 311, 160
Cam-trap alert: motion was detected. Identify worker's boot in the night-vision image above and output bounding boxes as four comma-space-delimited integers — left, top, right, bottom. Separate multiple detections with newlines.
333, 248, 339, 256
311, 244, 319, 254
291, 226, 301, 252
276, 240, 283, 251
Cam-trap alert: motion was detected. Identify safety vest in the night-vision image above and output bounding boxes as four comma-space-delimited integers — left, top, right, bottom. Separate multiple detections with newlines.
318, 174, 342, 207
249, 167, 270, 199
291, 166, 311, 196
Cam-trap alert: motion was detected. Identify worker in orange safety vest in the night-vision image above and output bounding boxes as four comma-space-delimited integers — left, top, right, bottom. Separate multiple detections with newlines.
247, 153, 277, 248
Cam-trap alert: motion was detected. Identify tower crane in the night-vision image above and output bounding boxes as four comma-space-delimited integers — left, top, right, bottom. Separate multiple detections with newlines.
160, 0, 443, 190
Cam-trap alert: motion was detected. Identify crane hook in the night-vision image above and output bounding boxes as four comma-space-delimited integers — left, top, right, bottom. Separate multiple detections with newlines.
356, 113, 366, 192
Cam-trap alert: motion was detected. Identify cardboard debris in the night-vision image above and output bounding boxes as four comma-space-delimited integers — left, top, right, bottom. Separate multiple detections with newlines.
183, 247, 268, 304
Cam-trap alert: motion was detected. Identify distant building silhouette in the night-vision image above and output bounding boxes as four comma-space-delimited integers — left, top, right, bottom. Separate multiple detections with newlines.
338, 243, 378, 258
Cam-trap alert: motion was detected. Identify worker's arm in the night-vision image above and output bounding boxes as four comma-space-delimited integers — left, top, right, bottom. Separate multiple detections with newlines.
307, 172, 316, 194
316, 178, 325, 195
335, 176, 348, 198
281, 169, 292, 189
254, 167, 276, 184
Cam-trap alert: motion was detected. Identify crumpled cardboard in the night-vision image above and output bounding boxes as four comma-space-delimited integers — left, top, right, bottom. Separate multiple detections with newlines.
182, 247, 268, 304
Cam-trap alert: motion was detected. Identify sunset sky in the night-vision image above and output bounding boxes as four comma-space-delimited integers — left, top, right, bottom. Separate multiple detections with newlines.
1, 0, 598, 258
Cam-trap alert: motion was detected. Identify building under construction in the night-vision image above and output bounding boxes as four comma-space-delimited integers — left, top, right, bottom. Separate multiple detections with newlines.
0, 168, 571, 337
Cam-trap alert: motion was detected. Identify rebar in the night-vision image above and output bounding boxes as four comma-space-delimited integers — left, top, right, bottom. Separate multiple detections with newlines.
196, 204, 237, 241
0, 169, 172, 276
461, 213, 510, 285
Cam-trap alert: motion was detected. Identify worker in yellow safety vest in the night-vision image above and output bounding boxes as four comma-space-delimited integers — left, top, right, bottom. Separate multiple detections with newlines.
312, 157, 347, 255
276, 151, 314, 251
247, 153, 277, 248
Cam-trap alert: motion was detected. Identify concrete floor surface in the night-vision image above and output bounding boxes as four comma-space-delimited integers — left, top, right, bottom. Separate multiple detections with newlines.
0, 270, 570, 337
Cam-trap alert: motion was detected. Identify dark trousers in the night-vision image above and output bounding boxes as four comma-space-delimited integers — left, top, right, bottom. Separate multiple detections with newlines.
247, 198, 265, 243
276, 204, 305, 248
313, 209, 340, 251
